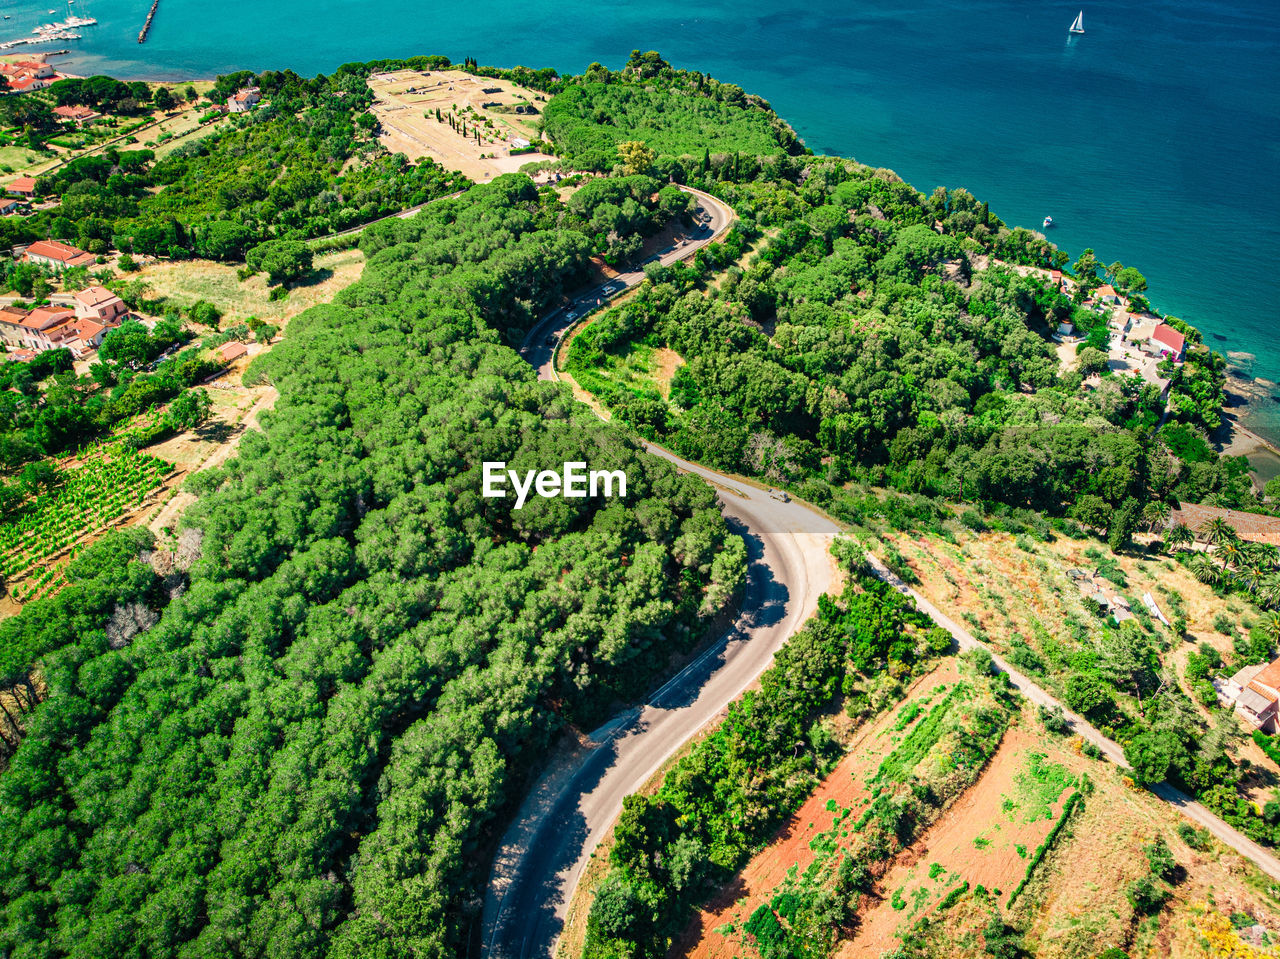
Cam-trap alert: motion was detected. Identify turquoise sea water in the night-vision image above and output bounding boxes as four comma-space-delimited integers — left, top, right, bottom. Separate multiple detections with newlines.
5, 0, 1279, 437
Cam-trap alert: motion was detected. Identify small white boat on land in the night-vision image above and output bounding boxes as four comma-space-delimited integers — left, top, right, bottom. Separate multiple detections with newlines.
1069, 11, 1085, 34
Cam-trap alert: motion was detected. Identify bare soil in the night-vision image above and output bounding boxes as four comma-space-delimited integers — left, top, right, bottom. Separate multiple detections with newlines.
675, 661, 961, 959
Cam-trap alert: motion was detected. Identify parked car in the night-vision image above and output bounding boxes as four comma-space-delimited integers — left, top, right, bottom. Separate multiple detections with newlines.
768, 488, 789, 502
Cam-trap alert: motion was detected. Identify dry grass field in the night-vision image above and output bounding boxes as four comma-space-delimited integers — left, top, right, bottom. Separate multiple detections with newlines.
132, 247, 365, 329
367, 68, 555, 181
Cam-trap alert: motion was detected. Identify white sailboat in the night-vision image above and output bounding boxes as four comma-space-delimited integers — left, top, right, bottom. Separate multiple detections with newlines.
1069, 10, 1085, 34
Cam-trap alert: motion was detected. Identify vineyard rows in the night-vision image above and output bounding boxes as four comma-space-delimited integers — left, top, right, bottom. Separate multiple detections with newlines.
2, 445, 174, 603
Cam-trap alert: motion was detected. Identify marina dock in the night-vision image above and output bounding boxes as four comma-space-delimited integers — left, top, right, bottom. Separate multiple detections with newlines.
0, 15, 95, 52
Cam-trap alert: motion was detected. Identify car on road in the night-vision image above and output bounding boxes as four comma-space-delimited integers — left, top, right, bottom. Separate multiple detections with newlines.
768, 488, 790, 502
565, 310, 579, 321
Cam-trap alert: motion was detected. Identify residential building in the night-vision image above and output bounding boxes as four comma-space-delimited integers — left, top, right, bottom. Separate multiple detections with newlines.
227, 87, 261, 113
1149, 323, 1186, 362
18, 306, 76, 351
24, 239, 96, 269
1226, 659, 1280, 732
1167, 503, 1280, 549
0, 305, 32, 347
218, 341, 248, 363
73, 286, 127, 322
1095, 284, 1123, 306
0, 198, 19, 216
6, 177, 36, 198
53, 104, 101, 126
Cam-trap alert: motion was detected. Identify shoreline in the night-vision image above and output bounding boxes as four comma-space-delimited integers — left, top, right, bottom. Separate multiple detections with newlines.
1216, 375, 1280, 488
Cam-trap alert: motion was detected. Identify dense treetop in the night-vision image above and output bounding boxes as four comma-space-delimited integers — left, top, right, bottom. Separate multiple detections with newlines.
543, 50, 806, 171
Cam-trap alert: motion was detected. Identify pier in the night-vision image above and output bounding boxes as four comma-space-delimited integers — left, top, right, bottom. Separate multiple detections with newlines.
138, 0, 159, 43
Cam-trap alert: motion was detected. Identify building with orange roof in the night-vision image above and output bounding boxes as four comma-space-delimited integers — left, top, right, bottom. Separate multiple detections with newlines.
24, 239, 96, 269
1230, 658, 1280, 732
6, 177, 37, 198
1094, 283, 1122, 306
73, 285, 126, 322
53, 105, 101, 126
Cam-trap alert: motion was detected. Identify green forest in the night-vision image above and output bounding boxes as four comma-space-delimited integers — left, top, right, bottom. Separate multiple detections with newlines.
543, 50, 806, 171
565, 154, 1250, 532
0, 174, 745, 958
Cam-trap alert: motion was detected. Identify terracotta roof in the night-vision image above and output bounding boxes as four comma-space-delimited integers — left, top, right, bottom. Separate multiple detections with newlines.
73, 285, 120, 308
0, 306, 29, 323
1169, 503, 1280, 549
53, 105, 97, 120
6, 177, 36, 194
25, 239, 94, 266
1096, 284, 1118, 297
219, 341, 248, 362
72, 318, 106, 341
1252, 659, 1280, 694
19, 306, 73, 331
1151, 323, 1185, 355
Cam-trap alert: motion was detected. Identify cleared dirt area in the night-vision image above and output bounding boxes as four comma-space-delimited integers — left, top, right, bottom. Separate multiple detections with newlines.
367, 69, 554, 181
675, 660, 961, 959
840, 719, 1078, 957
133, 247, 365, 328
145, 385, 278, 536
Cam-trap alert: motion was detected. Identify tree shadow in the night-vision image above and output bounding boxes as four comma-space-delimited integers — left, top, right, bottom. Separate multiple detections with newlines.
293, 267, 335, 289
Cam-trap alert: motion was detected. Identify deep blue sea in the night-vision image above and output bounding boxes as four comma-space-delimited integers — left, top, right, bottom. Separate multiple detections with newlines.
4, 0, 1279, 438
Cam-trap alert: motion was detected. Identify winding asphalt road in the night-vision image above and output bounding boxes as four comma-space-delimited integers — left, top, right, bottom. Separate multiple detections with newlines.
482, 190, 839, 959
482, 188, 1280, 959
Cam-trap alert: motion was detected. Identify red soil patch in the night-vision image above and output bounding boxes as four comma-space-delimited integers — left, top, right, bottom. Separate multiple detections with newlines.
838, 721, 1073, 958
674, 661, 961, 959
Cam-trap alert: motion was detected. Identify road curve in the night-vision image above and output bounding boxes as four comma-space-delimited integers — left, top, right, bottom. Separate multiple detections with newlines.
482, 189, 839, 959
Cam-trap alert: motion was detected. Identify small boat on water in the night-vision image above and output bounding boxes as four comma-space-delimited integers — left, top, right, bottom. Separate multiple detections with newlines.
1069, 10, 1085, 34
1043, 216, 1054, 229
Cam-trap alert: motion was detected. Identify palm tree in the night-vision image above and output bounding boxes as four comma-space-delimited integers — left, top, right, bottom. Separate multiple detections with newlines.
1219, 540, 1245, 571
1244, 542, 1279, 568
1165, 524, 1194, 553
1241, 564, 1268, 594
1260, 611, 1280, 647
1258, 573, 1280, 610
1190, 553, 1221, 585
1143, 501, 1172, 533
1198, 516, 1237, 548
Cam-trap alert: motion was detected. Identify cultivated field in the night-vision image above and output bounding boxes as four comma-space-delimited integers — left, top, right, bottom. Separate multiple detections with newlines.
366, 68, 555, 181
675, 661, 965, 959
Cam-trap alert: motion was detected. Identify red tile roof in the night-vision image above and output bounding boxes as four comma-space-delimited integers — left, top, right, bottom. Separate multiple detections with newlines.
1152, 323, 1186, 355
1096, 284, 1118, 298
73, 285, 120, 308
19, 306, 73, 331
53, 105, 97, 120
25, 239, 94, 266
219, 341, 248, 362
6, 177, 36, 195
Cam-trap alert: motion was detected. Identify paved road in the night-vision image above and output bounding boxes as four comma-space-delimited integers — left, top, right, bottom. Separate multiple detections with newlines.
518, 186, 732, 381
482, 189, 839, 959
865, 554, 1280, 882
